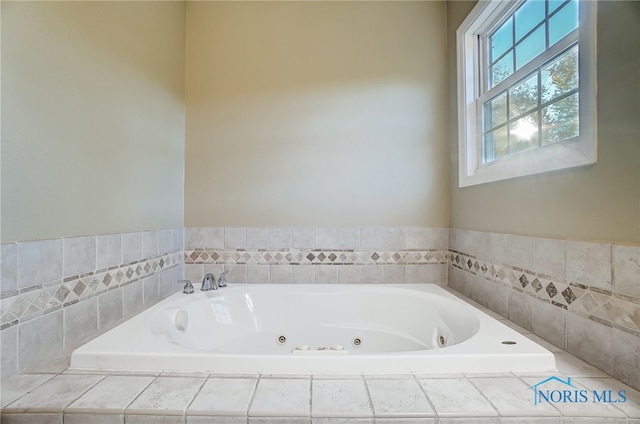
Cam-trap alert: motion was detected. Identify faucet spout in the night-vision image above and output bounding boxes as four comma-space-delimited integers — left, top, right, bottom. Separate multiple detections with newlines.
201, 273, 218, 291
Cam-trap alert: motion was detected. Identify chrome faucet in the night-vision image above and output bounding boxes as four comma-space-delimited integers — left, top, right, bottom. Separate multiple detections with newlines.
201, 273, 218, 291
217, 270, 230, 287
178, 279, 194, 294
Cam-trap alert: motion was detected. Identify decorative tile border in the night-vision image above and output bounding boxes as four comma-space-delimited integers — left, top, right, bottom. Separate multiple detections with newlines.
0, 252, 182, 330
449, 249, 640, 336
185, 249, 449, 266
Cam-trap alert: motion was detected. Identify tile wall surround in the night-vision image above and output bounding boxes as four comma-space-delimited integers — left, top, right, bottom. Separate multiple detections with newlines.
2, 224, 639, 398
0, 228, 185, 381
448, 228, 640, 390
184, 226, 449, 286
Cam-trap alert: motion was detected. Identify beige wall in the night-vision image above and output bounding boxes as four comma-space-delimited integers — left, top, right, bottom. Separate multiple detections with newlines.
448, 1, 640, 243
185, 1, 449, 228
1, 1, 186, 243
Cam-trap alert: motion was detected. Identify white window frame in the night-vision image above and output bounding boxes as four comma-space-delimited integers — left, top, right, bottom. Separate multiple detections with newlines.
456, 0, 597, 187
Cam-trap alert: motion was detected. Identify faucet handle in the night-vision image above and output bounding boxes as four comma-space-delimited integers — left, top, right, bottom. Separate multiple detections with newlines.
217, 270, 230, 287
178, 279, 194, 294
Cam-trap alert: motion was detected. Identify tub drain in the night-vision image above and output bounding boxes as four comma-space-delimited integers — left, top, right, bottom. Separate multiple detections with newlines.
352, 337, 362, 348
438, 335, 447, 347
277, 335, 287, 345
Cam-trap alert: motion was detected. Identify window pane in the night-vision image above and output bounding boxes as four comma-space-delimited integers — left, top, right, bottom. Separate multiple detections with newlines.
542, 92, 579, 144
516, 26, 545, 70
484, 92, 507, 130
490, 18, 513, 63
515, 0, 545, 42
484, 126, 509, 163
509, 74, 538, 118
548, 0, 566, 14
509, 112, 539, 153
490, 51, 514, 87
541, 46, 578, 103
549, 0, 578, 46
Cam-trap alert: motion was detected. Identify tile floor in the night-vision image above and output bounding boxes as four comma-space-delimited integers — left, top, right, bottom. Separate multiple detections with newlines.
1, 296, 639, 424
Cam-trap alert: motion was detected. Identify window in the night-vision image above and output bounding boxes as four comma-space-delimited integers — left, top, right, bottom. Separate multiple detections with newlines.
456, 0, 596, 187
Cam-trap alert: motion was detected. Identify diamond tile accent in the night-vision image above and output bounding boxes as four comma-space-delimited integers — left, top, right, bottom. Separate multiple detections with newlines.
72, 281, 87, 297
184, 248, 449, 267
561, 287, 577, 305
0, 251, 180, 329
531, 278, 543, 292
54, 286, 70, 303
449, 245, 640, 337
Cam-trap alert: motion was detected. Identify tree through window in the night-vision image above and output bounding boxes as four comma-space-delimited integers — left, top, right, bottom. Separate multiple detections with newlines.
482, 0, 579, 164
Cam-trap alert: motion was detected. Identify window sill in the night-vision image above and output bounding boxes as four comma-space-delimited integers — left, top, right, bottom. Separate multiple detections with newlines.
459, 137, 596, 187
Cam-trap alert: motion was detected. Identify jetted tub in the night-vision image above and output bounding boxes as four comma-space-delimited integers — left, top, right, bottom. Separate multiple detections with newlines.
70, 284, 556, 374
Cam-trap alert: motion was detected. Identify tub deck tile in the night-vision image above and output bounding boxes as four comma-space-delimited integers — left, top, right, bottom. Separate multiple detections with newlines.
125, 376, 206, 416
63, 413, 125, 424
187, 417, 247, 424
65, 375, 154, 414
311, 419, 374, 424
188, 377, 258, 416
577, 377, 640, 418
0, 373, 56, 408
365, 378, 434, 417
1, 362, 640, 422
248, 418, 310, 424
0, 412, 63, 424
125, 415, 184, 424
248, 378, 310, 417
469, 377, 560, 417
4, 312, 640, 422
374, 419, 435, 424
311, 378, 372, 418
1, 374, 104, 413
418, 377, 497, 417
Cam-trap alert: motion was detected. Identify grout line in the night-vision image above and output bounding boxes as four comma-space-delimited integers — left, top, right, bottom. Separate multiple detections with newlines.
360, 374, 375, 418
122, 375, 158, 417
0, 373, 57, 410
308, 374, 313, 419
245, 374, 260, 418
466, 376, 502, 419
61, 374, 108, 418
412, 374, 439, 421
183, 375, 208, 422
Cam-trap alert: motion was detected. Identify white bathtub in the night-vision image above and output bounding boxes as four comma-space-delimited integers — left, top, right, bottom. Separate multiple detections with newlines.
70, 284, 556, 374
